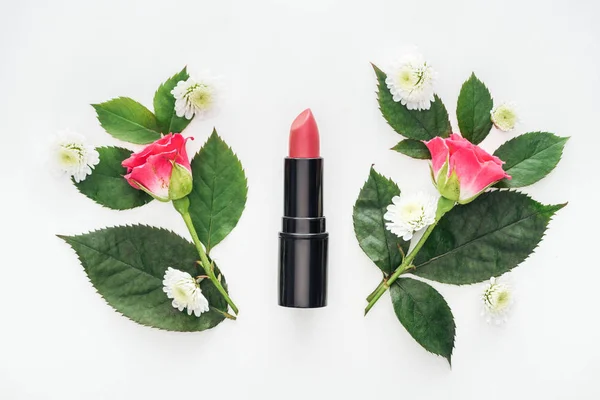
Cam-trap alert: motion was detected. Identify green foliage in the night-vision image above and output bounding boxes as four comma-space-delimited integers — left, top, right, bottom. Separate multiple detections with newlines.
361, 67, 568, 364
188, 130, 248, 253
391, 278, 455, 365
494, 131, 569, 188
92, 97, 161, 144
391, 139, 431, 159
59, 225, 228, 331
353, 167, 408, 275
456, 73, 493, 144
153, 67, 191, 134
413, 191, 566, 284
373, 64, 451, 141
74, 147, 152, 210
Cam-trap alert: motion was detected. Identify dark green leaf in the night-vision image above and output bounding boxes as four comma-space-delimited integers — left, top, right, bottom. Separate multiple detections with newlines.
153, 67, 191, 134
188, 130, 248, 253
353, 167, 408, 275
456, 73, 493, 144
92, 97, 161, 144
74, 147, 153, 210
391, 139, 431, 159
391, 278, 455, 365
59, 225, 228, 331
373, 64, 451, 140
494, 132, 569, 188
413, 191, 566, 284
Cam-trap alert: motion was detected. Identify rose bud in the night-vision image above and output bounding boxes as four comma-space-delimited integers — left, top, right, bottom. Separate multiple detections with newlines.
122, 133, 193, 201
423, 134, 511, 204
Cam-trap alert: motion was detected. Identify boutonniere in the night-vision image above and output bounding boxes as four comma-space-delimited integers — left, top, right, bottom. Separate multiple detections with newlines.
354, 52, 567, 364
56, 67, 247, 331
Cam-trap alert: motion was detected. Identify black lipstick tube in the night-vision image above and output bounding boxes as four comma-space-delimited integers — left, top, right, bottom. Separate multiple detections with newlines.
278, 157, 328, 308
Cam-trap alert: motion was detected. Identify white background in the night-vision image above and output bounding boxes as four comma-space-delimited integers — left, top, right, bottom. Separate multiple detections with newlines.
1, 0, 599, 399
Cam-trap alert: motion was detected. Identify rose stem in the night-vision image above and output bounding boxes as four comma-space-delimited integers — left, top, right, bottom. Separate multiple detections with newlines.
210, 307, 237, 320
364, 197, 455, 315
366, 278, 386, 302
173, 197, 239, 316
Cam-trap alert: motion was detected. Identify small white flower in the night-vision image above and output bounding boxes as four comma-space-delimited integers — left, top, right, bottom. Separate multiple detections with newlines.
171, 74, 219, 120
481, 276, 513, 325
384, 192, 437, 241
386, 53, 437, 110
491, 102, 518, 132
52, 130, 100, 183
163, 267, 210, 317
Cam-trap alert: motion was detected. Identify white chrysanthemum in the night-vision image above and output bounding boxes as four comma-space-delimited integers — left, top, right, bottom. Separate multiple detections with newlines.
481, 276, 513, 325
386, 53, 437, 110
163, 267, 210, 317
384, 192, 437, 241
171, 75, 219, 120
52, 130, 100, 183
491, 102, 518, 131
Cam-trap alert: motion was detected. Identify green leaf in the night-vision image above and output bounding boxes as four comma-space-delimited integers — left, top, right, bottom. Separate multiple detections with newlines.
153, 67, 191, 134
59, 225, 228, 332
188, 130, 248, 252
74, 147, 153, 210
391, 278, 455, 365
373, 64, 451, 140
413, 191, 566, 284
493, 132, 569, 188
391, 139, 431, 159
92, 97, 161, 144
456, 73, 493, 144
353, 167, 408, 275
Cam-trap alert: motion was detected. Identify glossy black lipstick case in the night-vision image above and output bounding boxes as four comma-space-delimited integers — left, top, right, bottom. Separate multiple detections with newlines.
278, 158, 328, 308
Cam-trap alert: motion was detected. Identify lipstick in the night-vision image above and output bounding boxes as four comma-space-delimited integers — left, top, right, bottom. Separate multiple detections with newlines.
278, 109, 328, 308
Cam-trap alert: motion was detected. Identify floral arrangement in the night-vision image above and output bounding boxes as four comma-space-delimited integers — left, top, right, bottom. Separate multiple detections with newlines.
353, 53, 568, 364
56, 67, 247, 331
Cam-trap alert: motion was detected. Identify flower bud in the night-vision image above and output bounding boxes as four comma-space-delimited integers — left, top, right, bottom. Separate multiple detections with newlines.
168, 162, 194, 200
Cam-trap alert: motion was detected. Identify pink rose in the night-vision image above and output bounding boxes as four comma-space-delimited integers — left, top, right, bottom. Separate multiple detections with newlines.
424, 134, 511, 204
122, 133, 194, 201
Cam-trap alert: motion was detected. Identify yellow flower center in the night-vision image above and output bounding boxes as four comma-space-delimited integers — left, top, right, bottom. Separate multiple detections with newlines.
173, 284, 191, 303
397, 67, 420, 91
494, 290, 511, 311
189, 85, 213, 109
400, 202, 423, 221
492, 105, 517, 130
59, 147, 81, 166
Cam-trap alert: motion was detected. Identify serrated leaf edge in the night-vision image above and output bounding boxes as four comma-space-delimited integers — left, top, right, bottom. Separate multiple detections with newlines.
391, 139, 432, 160
495, 132, 569, 188
414, 190, 567, 285
72, 146, 154, 211
190, 129, 249, 251
456, 72, 493, 145
57, 224, 226, 333
153, 66, 190, 134
392, 277, 456, 366
372, 63, 450, 140
352, 166, 400, 275
92, 97, 161, 144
